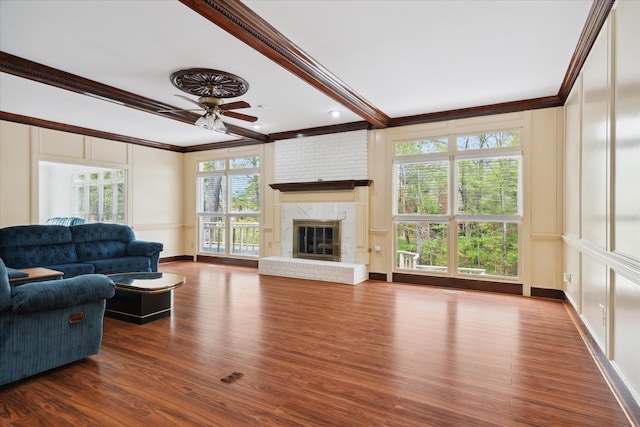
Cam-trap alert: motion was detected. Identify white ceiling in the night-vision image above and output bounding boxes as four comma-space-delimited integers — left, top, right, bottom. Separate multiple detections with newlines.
0, 0, 593, 148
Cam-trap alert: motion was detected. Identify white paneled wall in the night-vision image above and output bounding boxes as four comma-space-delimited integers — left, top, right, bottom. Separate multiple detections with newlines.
274, 130, 367, 182
563, 0, 640, 408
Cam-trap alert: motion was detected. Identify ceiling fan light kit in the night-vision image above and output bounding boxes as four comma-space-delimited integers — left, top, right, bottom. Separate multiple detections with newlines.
169, 68, 256, 133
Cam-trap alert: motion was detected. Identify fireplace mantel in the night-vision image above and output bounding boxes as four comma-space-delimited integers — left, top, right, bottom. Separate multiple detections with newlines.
269, 179, 372, 192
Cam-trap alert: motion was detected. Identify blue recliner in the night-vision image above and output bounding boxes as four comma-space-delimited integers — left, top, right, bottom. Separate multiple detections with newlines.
0, 257, 115, 385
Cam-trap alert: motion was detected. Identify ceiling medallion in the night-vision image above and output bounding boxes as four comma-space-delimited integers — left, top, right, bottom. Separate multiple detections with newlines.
170, 68, 249, 98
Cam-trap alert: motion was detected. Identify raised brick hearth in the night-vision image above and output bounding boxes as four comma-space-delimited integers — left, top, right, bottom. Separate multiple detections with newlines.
258, 256, 367, 285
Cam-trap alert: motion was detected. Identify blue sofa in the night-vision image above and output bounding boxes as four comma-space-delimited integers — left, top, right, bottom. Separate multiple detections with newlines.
0, 257, 116, 385
0, 223, 164, 279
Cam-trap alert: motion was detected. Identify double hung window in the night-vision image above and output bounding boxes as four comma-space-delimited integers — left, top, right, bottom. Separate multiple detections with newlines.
394, 131, 521, 279
197, 156, 260, 257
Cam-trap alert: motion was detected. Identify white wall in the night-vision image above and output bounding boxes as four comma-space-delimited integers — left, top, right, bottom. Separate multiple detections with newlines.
563, 0, 640, 406
0, 123, 184, 257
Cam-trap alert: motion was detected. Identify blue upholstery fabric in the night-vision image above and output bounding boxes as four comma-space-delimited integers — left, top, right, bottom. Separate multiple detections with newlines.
90, 257, 151, 274
6, 268, 28, 279
46, 217, 85, 226
2, 243, 77, 270
44, 262, 95, 278
0, 301, 107, 385
127, 240, 164, 257
0, 223, 162, 277
0, 258, 12, 311
0, 225, 77, 269
70, 223, 135, 244
0, 257, 115, 385
12, 274, 115, 314
0, 225, 72, 247
75, 241, 128, 262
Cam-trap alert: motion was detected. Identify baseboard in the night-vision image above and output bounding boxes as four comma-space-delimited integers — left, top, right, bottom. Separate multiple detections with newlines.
530, 287, 566, 300
392, 273, 522, 295
160, 255, 193, 263
196, 255, 258, 268
564, 301, 640, 426
368, 272, 387, 281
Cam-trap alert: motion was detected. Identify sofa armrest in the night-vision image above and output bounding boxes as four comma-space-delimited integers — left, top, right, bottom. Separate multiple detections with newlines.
126, 240, 164, 257
11, 274, 115, 314
7, 268, 28, 280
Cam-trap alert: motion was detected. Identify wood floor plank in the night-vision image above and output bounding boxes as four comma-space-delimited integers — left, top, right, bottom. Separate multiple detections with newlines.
0, 261, 632, 426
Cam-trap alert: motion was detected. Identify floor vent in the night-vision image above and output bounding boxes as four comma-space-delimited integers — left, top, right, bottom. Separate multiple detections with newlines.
221, 372, 244, 383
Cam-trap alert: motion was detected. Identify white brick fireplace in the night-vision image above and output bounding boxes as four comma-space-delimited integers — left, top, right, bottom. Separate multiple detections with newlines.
259, 130, 370, 285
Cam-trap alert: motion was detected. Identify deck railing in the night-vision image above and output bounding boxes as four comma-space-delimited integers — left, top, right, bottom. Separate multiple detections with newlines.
202, 221, 259, 256
396, 250, 486, 275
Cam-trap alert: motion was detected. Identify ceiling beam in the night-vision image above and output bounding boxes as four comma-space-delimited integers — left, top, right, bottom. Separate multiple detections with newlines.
179, 0, 391, 129
0, 51, 271, 143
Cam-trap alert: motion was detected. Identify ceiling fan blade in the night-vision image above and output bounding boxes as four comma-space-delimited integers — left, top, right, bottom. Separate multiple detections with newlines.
221, 110, 258, 122
174, 94, 204, 108
158, 108, 202, 113
220, 100, 250, 111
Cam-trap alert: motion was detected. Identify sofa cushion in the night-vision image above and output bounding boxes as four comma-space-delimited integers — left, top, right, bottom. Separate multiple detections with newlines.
0, 225, 73, 247
75, 241, 128, 262
46, 217, 85, 226
89, 257, 151, 274
0, 225, 77, 268
45, 263, 95, 278
11, 274, 115, 314
0, 258, 12, 311
70, 223, 135, 244
0, 243, 78, 270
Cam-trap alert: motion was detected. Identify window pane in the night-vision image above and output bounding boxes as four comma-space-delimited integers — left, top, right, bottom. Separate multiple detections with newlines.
231, 216, 260, 256
396, 138, 448, 155
457, 221, 518, 277
231, 173, 260, 213
396, 161, 448, 215
199, 175, 226, 213
117, 183, 126, 224
231, 157, 259, 169
456, 156, 520, 215
88, 185, 99, 222
103, 184, 114, 222
199, 160, 225, 171
396, 222, 447, 271
200, 216, 225, 253
457, 131, 520, 150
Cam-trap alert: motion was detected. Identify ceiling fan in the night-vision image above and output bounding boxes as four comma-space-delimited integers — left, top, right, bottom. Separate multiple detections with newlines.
168, 68, 258, 132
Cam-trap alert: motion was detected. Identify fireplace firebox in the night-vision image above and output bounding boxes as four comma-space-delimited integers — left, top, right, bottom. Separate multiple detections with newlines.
293, 220, 341, 262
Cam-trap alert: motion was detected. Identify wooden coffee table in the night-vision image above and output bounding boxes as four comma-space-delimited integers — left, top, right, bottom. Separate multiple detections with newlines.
9, 267, 64, 284
105, 272, 186, 324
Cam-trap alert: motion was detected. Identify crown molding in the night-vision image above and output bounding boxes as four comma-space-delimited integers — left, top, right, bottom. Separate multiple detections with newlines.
0, 111, 184, 152
557, 0, 615, 102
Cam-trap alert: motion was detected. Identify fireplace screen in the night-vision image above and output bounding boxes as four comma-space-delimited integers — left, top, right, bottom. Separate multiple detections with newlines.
293, 220, 341, 262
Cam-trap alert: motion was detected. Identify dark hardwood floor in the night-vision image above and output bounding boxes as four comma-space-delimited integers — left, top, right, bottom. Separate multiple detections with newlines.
0, 261, 632, 426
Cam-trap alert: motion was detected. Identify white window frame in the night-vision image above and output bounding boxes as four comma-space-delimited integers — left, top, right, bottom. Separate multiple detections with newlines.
196, 157, 260, 258
393, 130, 522, 281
